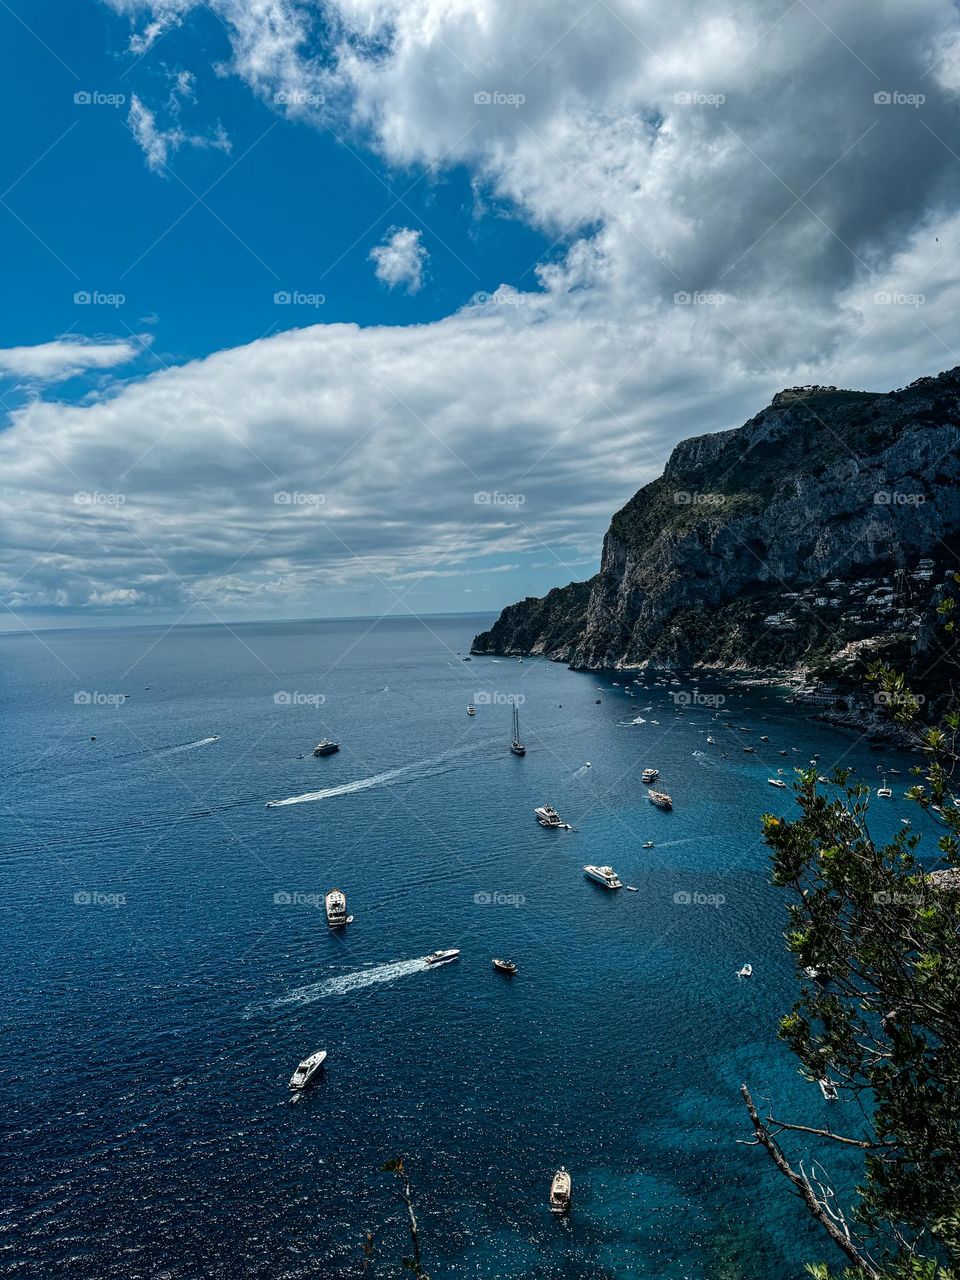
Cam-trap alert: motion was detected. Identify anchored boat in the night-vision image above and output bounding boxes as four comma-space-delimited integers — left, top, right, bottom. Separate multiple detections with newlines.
325, 888, 348, 927
313, 739, 340, 756
535, 804, 569, 829
492, 958, 517, 975
583, 864, 622, 889
510, 703, 526, 756
647, 789, 672, 810
289, 1049, 327, 1090
549, 1168, 572, 1214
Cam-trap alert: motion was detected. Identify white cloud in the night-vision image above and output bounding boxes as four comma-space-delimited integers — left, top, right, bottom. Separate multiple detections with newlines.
369, 227, 428, 293
0, 338, 142, 383
128, 93, 231, 174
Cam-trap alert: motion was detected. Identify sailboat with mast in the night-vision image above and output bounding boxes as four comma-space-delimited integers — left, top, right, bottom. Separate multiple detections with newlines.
510, 702, 526, 756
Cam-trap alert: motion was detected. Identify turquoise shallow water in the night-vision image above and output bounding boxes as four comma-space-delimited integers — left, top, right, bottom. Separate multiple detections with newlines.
0, 615, 929, 1278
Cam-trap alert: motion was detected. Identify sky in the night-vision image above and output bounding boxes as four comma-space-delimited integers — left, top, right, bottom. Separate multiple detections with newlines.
2, 0, 960, 630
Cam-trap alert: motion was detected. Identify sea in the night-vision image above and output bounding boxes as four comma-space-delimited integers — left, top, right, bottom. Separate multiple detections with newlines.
0, 614, 929, 1279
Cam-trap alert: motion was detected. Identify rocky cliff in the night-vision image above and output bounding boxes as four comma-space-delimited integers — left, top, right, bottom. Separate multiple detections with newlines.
472, 370, 960, 697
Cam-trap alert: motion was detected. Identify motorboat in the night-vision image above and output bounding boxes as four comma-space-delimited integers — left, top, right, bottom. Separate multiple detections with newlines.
877, 778, 892, 798
640, 767, 659, 784
647, 790, 672, 810
313, 739, 340, 756
642, 840, 654, 848
583, 865, 622, 889
767, 778, 787, 789
535, 804, 569, 829
736, 963, 753, 979
743, 746, 756, 754
625, 885, 639, 892
706, 736, 716, 744
289, 1049, 327, 1090
492, 958, 517, 975
818, 1078, 839, 1102
425, 949, 461, 966
760, 735, 769, 742
510, 704, 526, 756
467, 704, 477, 716
549, 1168, 572, 1214
325, 888, 348, 928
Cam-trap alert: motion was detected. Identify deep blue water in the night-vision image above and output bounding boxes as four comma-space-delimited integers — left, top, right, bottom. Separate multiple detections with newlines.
0, 615, 929, 1279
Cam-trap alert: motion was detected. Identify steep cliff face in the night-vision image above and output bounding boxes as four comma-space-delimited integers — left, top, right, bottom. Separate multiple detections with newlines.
472, 370, 960, 682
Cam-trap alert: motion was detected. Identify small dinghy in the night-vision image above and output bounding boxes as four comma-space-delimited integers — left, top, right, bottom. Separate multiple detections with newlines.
736, 963, 753, 979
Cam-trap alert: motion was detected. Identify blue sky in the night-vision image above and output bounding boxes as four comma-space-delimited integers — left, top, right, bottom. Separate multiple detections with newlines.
2, 0, 959, 629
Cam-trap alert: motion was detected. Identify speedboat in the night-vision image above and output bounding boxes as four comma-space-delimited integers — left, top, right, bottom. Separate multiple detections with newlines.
736, 963, 753, 979
818, 1078, 839, 1102
642, 840, 654, 848
549, 1168, 572, 1214
760, 735, 769, 742
289, 1049, 327, 1090
640, 767, 659, 784
583, 865, 622, 889
425, 949, 460, 966
743, 746, 756, 754
647, 790, 672, 810
325, 888, 348, 928
467, 704, 477, 716
706, 736, 716, 744
492, 958, 517, 975
779, 750, 788, 756
767, 778, 787, 789
877, 778, 892, 798
313, 739, 340, 756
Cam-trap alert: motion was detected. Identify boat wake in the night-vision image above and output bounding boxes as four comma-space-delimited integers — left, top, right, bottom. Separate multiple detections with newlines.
572, 763, 592, 778
265, 738, 497, 807
155, 735, 221, 756
261, 958, 429, 1011
621, 716, 647, 726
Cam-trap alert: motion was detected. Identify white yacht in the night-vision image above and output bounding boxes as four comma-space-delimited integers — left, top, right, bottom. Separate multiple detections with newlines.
325, 888, 348, 928
467, 703, 477, 716
647, 789, 673, 810
583, 864, 622, 889
818, 1077, 839, 1102
549, 1168, 572, 1214
640, 767, 659, 784
535, 804, 569, 829
767, 778, 787, 789
289, 1049, 327, 1090
425, 949, 460, 966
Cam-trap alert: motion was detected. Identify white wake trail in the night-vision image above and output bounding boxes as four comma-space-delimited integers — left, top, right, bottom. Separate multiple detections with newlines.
272, 958, 428, 1007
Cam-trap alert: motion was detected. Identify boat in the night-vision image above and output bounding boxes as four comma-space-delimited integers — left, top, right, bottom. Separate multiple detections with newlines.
647, 790, 672, 809
625, 885, 638, 892
325, 888, 348, 928
467, 704, 477, 716
760, 735, 769, 741
549, 1168, 572, 1214
492, 958, 517, 975
425, 949, 460, 966
817, 775, 829, 784
818, 1078, 839, 1102
289, 1049, 327, 1090
462, 656, 471, 661
510, 704, 526, 756
767, 778, 787, 789
779, 749, 788, 756
706, 736, 716, 744
642, 840, 654, 848
640, 767, 659, 784
535, 804, 569, 829
313, 739, 340, 756
743, 746, 756, 754
877, 778, 892, 798
583, 864, 622, 889
736, 963, 753, 979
